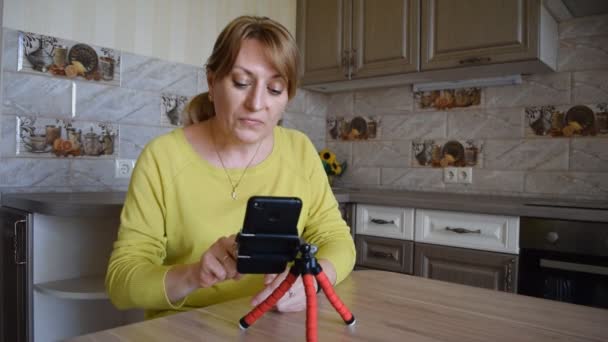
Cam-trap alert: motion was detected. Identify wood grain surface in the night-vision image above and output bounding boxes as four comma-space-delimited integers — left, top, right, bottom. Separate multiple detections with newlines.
69, 270, 608, 342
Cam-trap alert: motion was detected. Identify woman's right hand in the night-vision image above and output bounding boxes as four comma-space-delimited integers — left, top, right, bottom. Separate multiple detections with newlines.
192, 234, 241, 288
165, 234, 241, 303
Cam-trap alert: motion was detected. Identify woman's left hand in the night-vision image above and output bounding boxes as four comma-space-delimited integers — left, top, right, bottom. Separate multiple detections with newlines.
250, 259, 336, 313
250, 268, 309, 312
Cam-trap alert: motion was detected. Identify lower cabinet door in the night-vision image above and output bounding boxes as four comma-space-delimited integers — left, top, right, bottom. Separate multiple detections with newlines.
414, 243, 518, 292
355, 235, 413, 274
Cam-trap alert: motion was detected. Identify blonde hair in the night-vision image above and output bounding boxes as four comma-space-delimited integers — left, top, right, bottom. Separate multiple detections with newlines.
182, 16, 300, 126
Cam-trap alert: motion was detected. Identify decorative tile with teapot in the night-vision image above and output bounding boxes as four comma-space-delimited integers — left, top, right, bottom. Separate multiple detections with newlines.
17, 116, 117, 158
18, 31, 121, 87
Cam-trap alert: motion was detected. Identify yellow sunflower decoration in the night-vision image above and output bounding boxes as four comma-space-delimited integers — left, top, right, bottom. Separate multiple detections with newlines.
319, 148, 347, 177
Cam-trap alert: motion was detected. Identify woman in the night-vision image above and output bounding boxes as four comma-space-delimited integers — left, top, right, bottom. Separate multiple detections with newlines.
105, 16, 355, 319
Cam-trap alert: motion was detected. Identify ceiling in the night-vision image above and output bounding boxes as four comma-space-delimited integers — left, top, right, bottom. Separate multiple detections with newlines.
561, 0, 608, 17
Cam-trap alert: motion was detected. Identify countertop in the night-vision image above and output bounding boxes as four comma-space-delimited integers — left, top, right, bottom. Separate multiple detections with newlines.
1, 192, 125, 217
332, 188, 608, 222
2, 189, 607, 222
68, 270, 608, 341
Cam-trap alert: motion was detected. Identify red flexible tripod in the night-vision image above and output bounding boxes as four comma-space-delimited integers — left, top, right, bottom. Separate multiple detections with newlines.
238, 243, 356, 342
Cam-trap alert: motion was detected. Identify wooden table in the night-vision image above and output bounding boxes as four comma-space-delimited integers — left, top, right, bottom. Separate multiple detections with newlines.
70, 270, 607, 341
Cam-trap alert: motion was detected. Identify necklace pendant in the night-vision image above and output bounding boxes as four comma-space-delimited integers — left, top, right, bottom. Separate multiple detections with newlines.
231, 190, 237, 200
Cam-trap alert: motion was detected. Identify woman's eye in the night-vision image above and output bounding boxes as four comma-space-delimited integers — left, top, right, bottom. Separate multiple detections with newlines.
268, 88, 283, 96
233, 80, 249, 88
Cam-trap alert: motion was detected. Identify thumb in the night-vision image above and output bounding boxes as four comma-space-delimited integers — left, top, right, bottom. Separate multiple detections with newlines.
264, 273, 278, 285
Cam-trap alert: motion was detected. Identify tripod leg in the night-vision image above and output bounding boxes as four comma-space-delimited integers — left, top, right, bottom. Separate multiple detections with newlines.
315, 271, 356, 326
302, 274, 318, 342
239, 270, 299, 329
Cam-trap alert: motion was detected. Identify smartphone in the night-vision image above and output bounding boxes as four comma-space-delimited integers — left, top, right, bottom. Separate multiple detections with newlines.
236, 196, 302, 274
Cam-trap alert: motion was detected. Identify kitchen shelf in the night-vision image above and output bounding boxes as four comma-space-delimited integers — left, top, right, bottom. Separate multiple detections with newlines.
34, 275, 107, 300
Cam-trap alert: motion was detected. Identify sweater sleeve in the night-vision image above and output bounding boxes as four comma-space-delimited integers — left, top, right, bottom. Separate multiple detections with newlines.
300, 141, 356, 284
105, 143, 185, 310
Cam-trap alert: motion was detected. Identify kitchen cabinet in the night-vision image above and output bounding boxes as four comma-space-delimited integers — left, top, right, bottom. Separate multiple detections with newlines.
0, 201, 142, 342
414, 209, 519, 254
1, 207, 32, 342
338, 202, 355, 236
297, 0, 557, 92
352, 203, 520, 291
296, 0, 419, 86
421, 0, 555, 71
356, 235, 413, 273
354, 204, 415, 273
414, 242, 518, 292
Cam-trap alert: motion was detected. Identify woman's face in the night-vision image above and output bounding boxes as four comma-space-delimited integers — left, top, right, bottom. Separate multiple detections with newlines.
208, 38, 289, 144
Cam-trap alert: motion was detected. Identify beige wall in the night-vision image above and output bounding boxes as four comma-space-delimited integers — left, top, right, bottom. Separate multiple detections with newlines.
3, 0, 296, 66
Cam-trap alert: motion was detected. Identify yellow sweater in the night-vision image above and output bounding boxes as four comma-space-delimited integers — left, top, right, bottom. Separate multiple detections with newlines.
105, 126, 356, 318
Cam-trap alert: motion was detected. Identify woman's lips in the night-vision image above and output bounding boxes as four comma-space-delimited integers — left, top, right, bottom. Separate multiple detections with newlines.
239, 118, 263, 126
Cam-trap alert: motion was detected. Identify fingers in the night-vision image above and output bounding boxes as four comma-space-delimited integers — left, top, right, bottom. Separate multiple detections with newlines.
219, 235, 238, 259
275, 278, 307, 313
196, 235, 241, 288
251, 268, 289, 306
264, 273, 278, 285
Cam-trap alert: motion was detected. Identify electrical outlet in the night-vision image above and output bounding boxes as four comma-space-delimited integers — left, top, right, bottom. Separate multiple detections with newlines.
115, 159, 136, 178
457, 167, 473, 184
443, 167, 458, 183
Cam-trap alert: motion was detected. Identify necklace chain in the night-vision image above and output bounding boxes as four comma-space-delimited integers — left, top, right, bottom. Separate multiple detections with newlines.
212, 134, 263, 200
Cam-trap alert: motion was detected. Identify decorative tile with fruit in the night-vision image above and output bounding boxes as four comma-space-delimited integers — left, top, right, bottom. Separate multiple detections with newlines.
525, 103, 608, 137
18, 31, 121, 86
327, 116, 378, 141
412, 139, 483, 168
414, 88, 481, 110
17, 116, 118, 158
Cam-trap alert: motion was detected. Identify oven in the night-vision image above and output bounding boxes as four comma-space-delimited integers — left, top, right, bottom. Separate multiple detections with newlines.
518, 217, 608, 309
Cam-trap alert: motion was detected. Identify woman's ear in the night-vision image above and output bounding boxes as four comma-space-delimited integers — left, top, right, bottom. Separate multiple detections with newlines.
206, 71, 215, 99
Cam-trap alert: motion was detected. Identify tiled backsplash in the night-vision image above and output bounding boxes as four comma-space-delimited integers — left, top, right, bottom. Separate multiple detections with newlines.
0, 27, 325, 196
1, 13, 606, 201
326, 14, 608, 201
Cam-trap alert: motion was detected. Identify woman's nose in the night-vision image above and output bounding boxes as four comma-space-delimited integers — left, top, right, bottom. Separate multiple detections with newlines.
245, 84, 266, 112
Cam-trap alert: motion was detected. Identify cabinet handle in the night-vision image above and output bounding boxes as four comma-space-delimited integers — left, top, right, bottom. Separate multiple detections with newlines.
350, 48, 357, 75
458, 57, 491, 65
445, 227, 481, 234
370, 218, 395, 225
13, 219, 27, 265
504, 258, 515, 292
371, 250, 394, 260
342, 50, 350, 78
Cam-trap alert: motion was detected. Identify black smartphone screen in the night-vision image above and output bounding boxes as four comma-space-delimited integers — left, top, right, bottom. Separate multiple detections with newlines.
241, 196, 302, 234
237, 196, 302, 274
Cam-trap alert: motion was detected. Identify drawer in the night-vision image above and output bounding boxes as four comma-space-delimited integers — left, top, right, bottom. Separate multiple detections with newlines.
355, 204, 414, 240
356, 235, 413, 274
415, 209, 519, 254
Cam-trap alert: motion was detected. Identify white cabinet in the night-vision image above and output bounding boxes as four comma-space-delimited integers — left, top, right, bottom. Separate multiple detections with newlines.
32, 214, 142, 342
414, 209, 519, 254
354, 204, 415, 273
355, 204, 414, 240
353, 203, 520, 291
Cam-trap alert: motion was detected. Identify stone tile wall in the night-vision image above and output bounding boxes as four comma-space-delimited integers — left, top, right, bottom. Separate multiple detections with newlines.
325, 14, 608, 200
1, 14, 605, 201
0, 27, 326, 197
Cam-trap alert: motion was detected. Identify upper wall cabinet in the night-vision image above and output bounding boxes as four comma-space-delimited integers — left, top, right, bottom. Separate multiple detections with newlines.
421, 0, 550, 70
297, 0, 557, 92
297, 0, 419, 86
